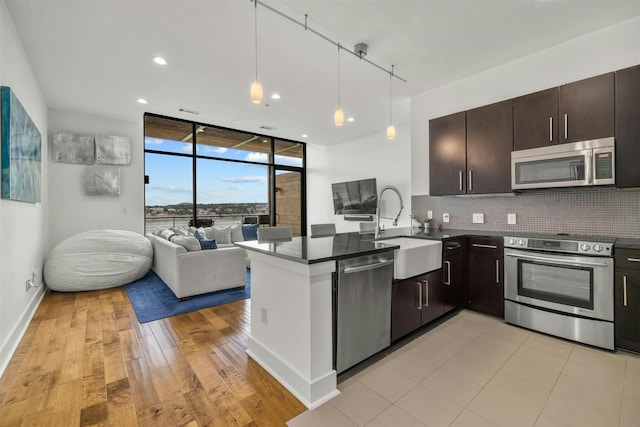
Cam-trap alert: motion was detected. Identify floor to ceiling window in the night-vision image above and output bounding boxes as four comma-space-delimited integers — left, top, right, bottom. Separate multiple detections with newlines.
143, 114, 306, 236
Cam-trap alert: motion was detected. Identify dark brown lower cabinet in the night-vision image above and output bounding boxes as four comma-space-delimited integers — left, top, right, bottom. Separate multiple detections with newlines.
615, 269, 640, 353
466, 237, 504, 318
442, 238, 466, 313
391, 269, 444, 342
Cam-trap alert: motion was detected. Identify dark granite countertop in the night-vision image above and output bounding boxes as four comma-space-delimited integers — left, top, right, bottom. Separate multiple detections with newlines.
236, 226, 640, 263
235, 227, 511, 264
234, 233, 400, 264
614, 238, 640, 250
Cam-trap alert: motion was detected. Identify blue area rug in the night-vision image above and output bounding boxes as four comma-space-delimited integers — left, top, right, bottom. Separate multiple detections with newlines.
125, 269, 251, 323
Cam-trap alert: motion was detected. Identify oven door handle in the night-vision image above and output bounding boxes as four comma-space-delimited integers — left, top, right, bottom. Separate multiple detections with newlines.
505, 252, 609, 267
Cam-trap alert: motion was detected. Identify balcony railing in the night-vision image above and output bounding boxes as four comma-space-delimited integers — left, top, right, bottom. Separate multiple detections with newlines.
144, 214, 271, 234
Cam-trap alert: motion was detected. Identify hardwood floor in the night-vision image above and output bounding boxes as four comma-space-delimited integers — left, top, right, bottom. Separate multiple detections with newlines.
0, 287, 307, 426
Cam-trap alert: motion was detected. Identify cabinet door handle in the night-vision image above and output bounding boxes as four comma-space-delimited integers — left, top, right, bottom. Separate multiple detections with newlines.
564, 113, 568, 140
623, 275, 628, 307
627, 258, 640, 262
444, 260, 451, 285
423, 280, 429, 307
416, 282, 422, 310
496, 259, 500, 284
459, 171, 463, 192
549, 116, 553, 142
472, 243, 498, 249
468, 170, 473, 192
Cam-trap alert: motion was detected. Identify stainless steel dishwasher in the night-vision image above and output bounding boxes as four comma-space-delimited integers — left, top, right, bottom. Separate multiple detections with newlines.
335, 251, 394, 374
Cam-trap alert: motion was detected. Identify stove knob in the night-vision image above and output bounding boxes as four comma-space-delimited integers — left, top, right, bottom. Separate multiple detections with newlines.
509, 238, 517, 245
580, 243, 591, 252
519, 239, 526, 246
593, 244, 604, 252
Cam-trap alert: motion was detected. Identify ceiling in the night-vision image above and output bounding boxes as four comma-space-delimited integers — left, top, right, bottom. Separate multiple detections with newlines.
6, 0, 639, 146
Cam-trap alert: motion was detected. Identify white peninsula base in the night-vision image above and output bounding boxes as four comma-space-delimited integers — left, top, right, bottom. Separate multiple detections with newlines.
245, 251, 340, 409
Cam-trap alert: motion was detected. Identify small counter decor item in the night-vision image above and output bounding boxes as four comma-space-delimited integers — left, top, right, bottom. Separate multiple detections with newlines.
410, 214, 420, 229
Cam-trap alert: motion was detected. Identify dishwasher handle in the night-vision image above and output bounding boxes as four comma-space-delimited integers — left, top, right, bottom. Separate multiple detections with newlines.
343, 259, 394, 274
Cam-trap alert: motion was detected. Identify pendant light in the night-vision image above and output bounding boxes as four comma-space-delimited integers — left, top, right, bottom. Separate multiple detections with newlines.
250, 0, 263, 104
334, 44, 344, 126
386, 65, 396, 140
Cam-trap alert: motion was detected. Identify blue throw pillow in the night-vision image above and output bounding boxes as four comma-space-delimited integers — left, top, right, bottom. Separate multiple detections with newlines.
242, 224, 259, 241
194, 230, 217, 250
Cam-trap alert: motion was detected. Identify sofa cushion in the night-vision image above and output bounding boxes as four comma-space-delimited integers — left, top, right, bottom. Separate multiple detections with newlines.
169, 235, 201, 251
207, 226, 232, 244
158, 228, 177, 241
230, 223, 244, 242
194, 230, 218, 250
242, 224, 259, 241
171, 226, 189, 236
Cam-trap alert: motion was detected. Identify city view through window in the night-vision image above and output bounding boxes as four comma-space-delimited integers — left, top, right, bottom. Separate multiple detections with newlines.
144, 115, 305, 235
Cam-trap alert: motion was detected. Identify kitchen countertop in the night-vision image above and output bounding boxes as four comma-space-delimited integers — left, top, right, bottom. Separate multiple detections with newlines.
235, 227, 510, 264
236, 226, 639, 263
614, 238, 640, 250
234, 232, 399, 264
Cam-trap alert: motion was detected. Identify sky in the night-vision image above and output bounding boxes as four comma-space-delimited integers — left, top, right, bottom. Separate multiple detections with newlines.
144, 137, 302, 206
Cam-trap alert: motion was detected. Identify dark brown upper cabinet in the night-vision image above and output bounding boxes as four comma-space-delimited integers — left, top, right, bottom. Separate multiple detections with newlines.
466, 100, 513, 194
429, 102, 512, 196
615, 65, 640, 189
513, 87, 559, 150
429, 112, 466, 196
558, 72, 615, 144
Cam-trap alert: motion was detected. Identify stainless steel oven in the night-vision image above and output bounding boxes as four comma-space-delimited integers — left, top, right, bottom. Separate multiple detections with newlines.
504, 235, 615, 350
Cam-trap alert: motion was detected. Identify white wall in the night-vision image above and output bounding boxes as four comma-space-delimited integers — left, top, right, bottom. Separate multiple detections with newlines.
47, 110, 144, 249
412, 17, 640, 195
306, 124, 412, 234
0, 0, 49, 376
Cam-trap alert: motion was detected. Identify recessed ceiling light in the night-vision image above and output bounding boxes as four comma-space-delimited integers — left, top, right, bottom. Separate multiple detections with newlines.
347, 117, 355, 122
271, 93, 281, 100
137, 98, 148, 104
301, 134, 308, 138
153, 56, 167, 65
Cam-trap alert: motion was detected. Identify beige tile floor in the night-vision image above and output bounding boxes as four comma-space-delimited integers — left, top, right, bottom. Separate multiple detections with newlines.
287, 310, 640, 427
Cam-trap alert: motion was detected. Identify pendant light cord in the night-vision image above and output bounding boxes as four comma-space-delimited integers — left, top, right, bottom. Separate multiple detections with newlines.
254, 0, 259, 81
337, 44, 341, 107
389, 65, 394, 124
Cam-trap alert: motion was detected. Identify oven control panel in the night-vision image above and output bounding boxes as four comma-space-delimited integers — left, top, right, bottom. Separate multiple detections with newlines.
504, 236, 613, 256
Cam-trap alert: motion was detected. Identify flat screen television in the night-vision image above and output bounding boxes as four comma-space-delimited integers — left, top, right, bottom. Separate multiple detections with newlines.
331, 178, 378, 215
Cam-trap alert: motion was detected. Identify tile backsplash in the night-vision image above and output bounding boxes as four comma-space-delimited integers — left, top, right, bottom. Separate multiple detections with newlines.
412, 187, 640, 238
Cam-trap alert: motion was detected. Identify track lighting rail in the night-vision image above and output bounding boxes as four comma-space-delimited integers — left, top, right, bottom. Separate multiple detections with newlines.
251, 0, 407, 83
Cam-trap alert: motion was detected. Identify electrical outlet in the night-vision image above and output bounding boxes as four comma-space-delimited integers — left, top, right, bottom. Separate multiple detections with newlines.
25, 278, 31, 291
508, 213, 517, 225
472, 213, 484, 224
261, 307, 268, 324
427, 211, 433, 220
443, 213, 450, 223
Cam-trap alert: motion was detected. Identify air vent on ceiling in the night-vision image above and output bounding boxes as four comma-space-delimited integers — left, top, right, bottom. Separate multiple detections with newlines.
260, 125, 276, 131
178, 107, 201, 115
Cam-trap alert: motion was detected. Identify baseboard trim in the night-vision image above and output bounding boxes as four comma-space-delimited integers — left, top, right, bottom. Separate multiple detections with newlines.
0, 285, 46, 378
247, 336, 339, 410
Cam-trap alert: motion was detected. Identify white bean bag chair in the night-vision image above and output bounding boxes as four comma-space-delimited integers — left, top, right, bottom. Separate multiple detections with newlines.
44, 229, 153, 292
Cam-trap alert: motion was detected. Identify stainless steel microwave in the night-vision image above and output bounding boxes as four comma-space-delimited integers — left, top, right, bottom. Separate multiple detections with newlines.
511, 137, 615, 190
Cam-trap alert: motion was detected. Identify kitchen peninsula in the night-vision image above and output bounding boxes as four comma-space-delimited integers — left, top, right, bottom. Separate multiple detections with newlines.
235, 233, 399, 409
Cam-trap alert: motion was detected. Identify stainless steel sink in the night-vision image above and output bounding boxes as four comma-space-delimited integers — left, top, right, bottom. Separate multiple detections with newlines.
375, 237, 442, 279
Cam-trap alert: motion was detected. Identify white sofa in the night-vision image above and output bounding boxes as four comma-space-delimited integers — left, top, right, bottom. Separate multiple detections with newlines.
146, 225, 250, 299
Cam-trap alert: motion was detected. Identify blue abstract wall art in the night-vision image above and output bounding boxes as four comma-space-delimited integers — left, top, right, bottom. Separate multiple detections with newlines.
1, 86, 42, 203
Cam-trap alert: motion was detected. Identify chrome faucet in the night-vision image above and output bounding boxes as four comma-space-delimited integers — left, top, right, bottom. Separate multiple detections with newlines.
375, 185, 404, 238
